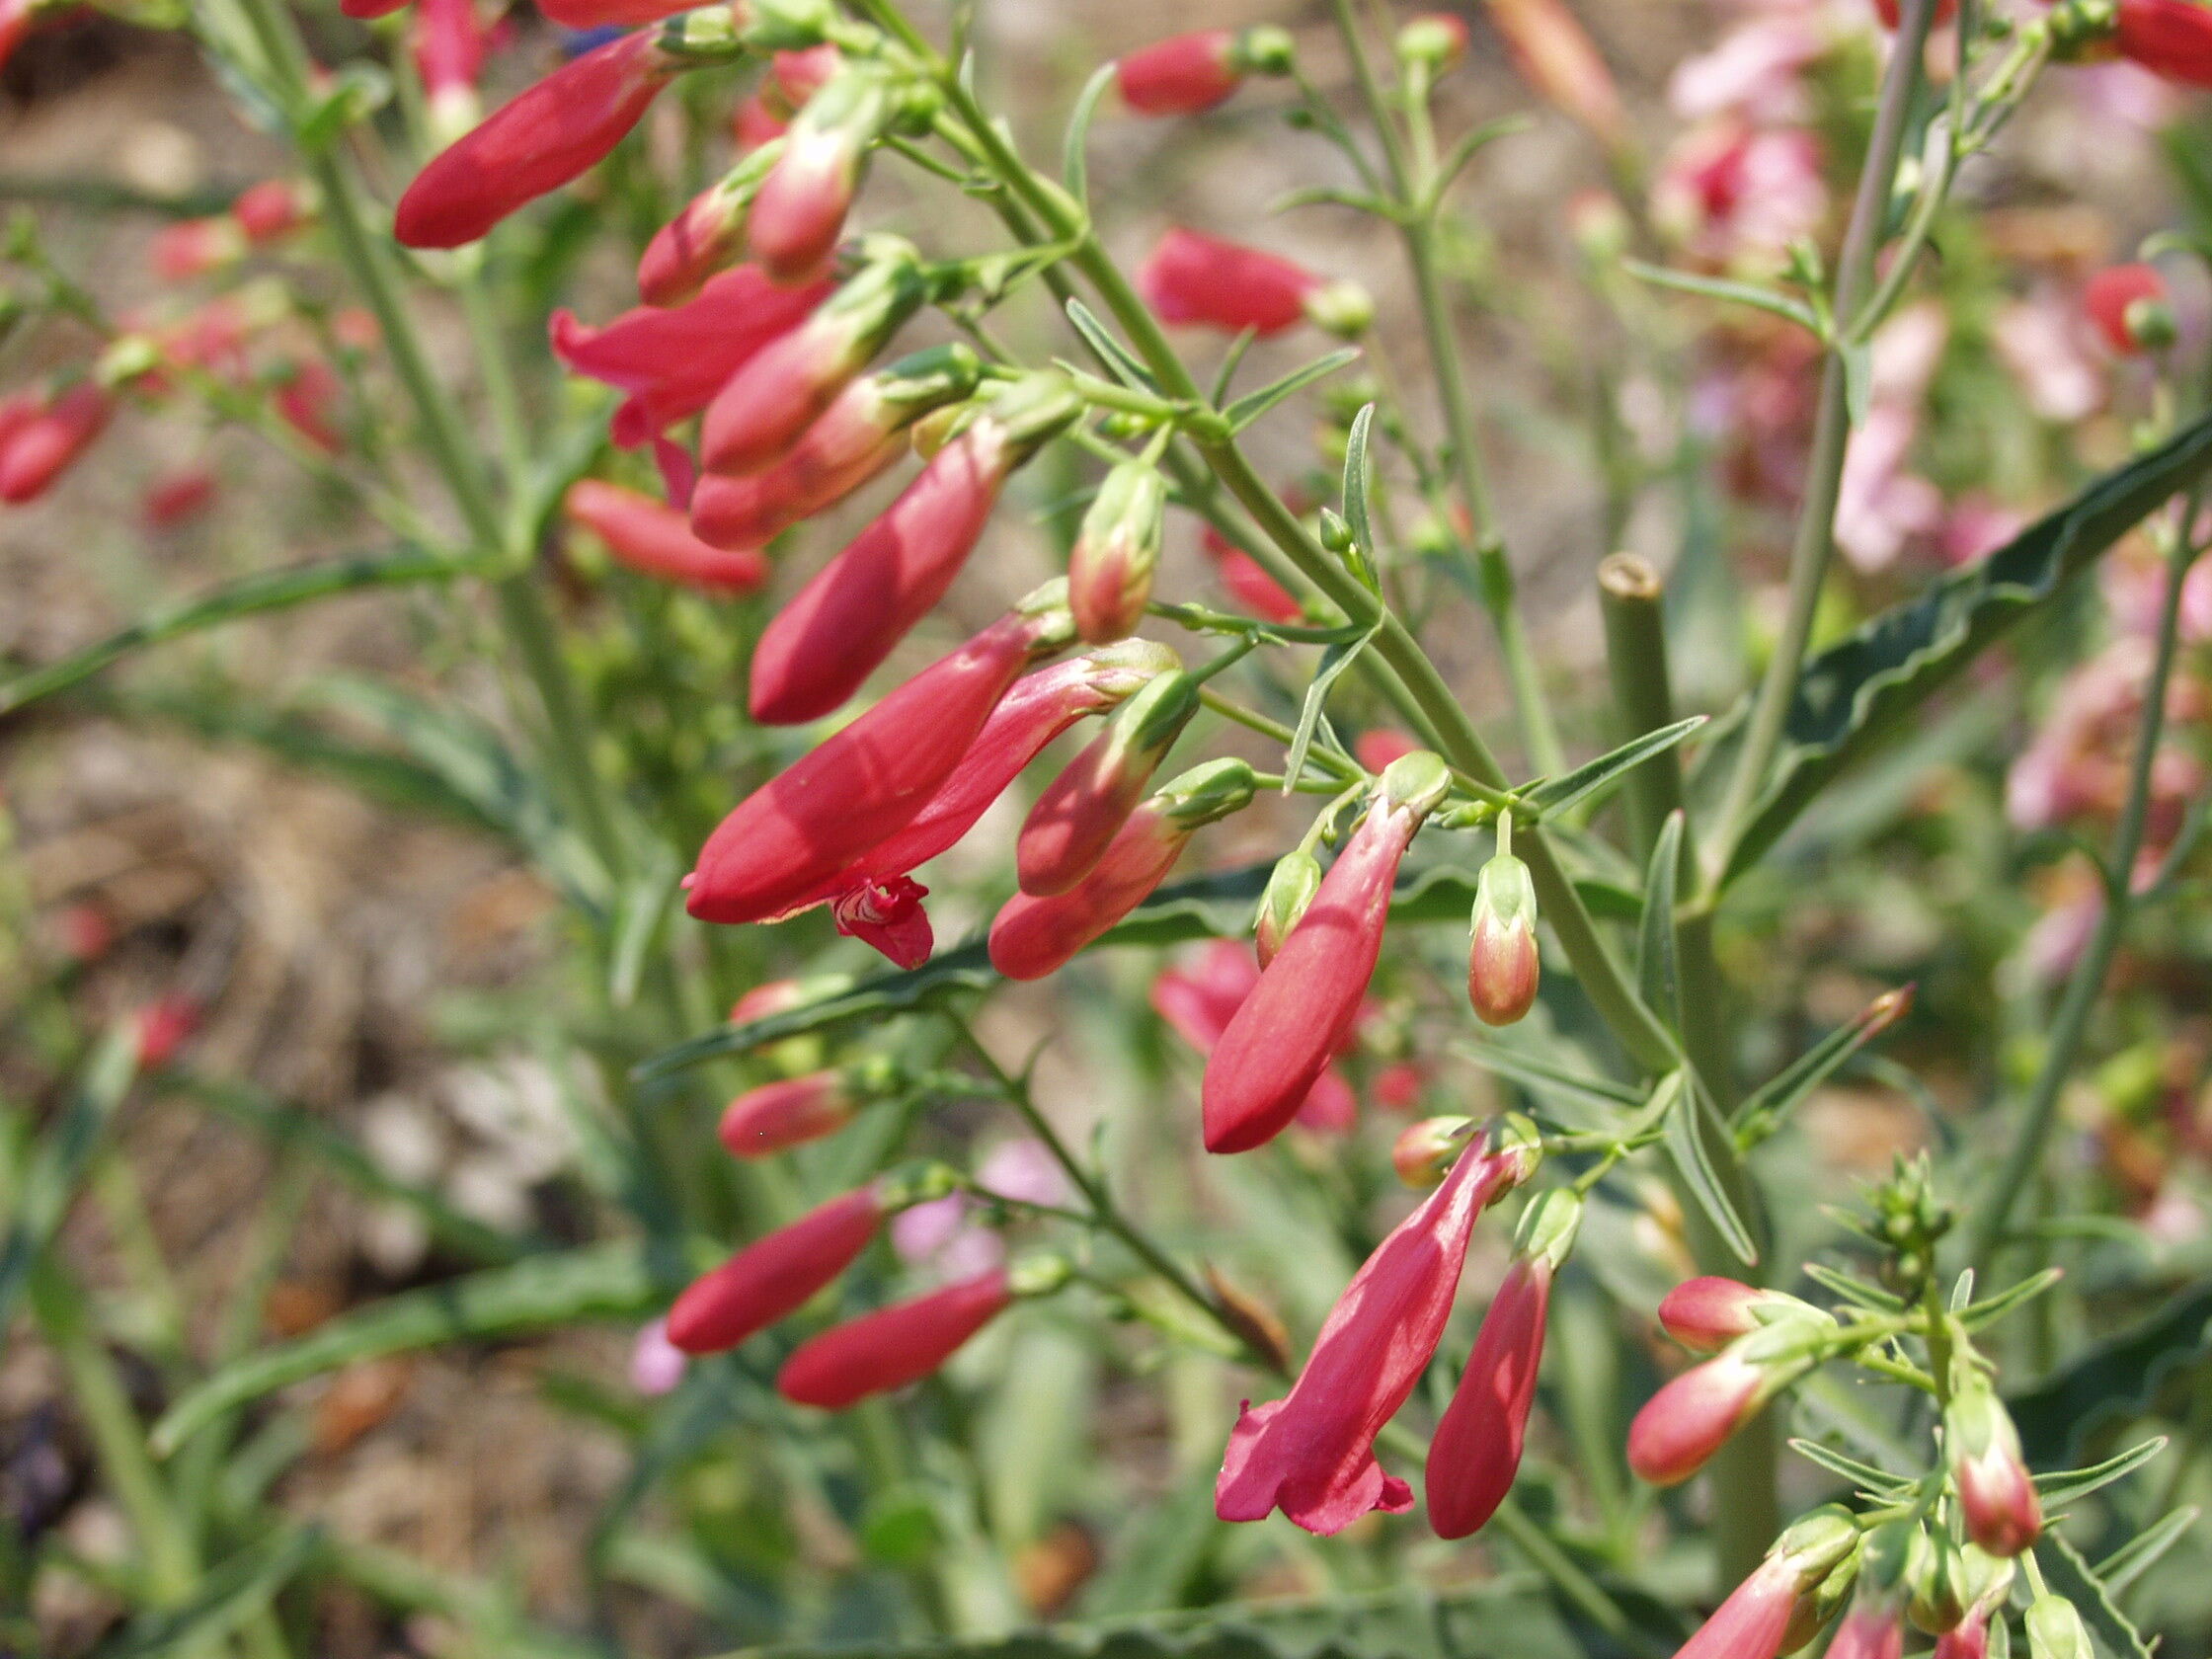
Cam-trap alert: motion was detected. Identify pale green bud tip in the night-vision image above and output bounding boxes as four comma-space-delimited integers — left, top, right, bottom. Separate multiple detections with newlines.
1155, 757, 1258, 826
878, 1159, 964, 1211
1234, 25, 1296, 75
1392, 1116, 1477, 1188
1512, 1189, 1583, 1269
1774, 1505, 1862, 1589
737, 0, 836, 49
1483, 1111, 1545, 1186
1395, 13, 1470, 70
1009, 1254, 1074, 1298
1303, 279, 1375, 338
1380, 750, 1452, 816
2026, 1596, 2094, 1659
1255, 848, 1323, 968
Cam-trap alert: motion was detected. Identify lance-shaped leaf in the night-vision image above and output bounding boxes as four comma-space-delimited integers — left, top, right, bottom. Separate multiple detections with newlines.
0, 1026, 138, 1341
152, 1243, 681, 1455
1621, 259, 1824, 337
1454, 1041, 1646, 1125
2037, 1533, 2155, 1659
1733, 986, 1913, 1143
99, 1528, 322, 1659
1224, 348, 1363, 434
1065, 298, 1161, 395
1283, 621, 1382, 790
2033, 1436, 2168, 1509
1523, 718, 1705, 821
2097, 1506, 2200, 1597
1663, 1076, 1758, 1267
1637, 812, 1685, 1035
1718, 408, 2212, 883
1061, 62, 1115, 205
1340, 401, 1379, 581
1784, 1438, 1917, 1499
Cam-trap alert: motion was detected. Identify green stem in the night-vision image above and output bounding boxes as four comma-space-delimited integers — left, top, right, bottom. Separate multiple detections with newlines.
1964, 522, 2203, 1269
1708, 0, 1936, 875
1325, 0, 1564, 776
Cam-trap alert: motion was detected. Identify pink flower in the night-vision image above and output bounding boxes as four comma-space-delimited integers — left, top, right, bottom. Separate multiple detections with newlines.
1486, 0, 1627, 147
1669, 14, 1825, 123
688, 343, 982, 550
718, 1071, 859, 1158
153, 217, 244, 282
1673, 1539, 1821, 1659
537, 0, 689, 28
666, 1186, 881, 1354
747, 385, 1067, 724
1152, 940, 1359, 1134
566, 480, 768, 594
1826, 1607, 1904, 1659
1425, 1192, 1580, 1538
142, 467, 218, 529
0, 384, 114, 505
1466, 842, 1540, 1027
413, 0, 494, 139
777, 1270, 1012, 1408
1628, 1308, 1828, 1486
686, 595, 1072, 926
1654, 121, 1827, 267
1660, 1277, 1789, 1352
551, 266, 830, 445
133, 993, 200, 1069
1116, 30, 1243, 116
1201, 522, 1304, 621
989, 760, 1257, 980
1947, 1378, 2041, 1556
629, 1317, 688, 1395
1214, 1123, 1540, 1535
1204, 755, 1447, 1154
232, 180, 311, 243
1992, 290, 2105, 423
395, 31, 678, 249
1017, 670, 1196, 895
1068, 459, 1167, 643
2085, 263, 2172, 356
1138, 228, 1367, 339
698, 255, 926, 477
831, 874, 934, 968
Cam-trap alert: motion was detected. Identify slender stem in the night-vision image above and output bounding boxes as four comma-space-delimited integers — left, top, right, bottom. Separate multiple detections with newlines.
1326, 0, 1564, 775
1709, 0, 1936, 875
1597, 554, 1687, 866
1964, 523, 2203, 1269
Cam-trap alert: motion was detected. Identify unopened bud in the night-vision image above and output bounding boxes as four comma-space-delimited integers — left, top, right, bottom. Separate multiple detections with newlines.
1512, 1189, 1583, 1271
1380, 749, 1452, 817
1069, 458, 1166, 643
1468, 840, 1540, 1027
1397, 12, 1471, 71
2025, 1596, 2093, 1659
1254, 848, 1322, 969
1906, 1527, 1967, 1635
1008, 1253, 1074, 1299
1153, 756, 1260, 828
1392, 1115, 1477, 1188
1019, 669, 1199, 896
1302, 278, 1375, 338
1658, 1276, 1831, 1352
1947, 1369, 2042, 1556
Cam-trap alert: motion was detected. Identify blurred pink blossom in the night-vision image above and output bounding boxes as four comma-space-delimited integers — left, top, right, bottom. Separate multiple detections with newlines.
890, 1139, 1071, 1282
2102, 540, 2212, 642
1654, 121, 1828, 266
631, 1317, 689, 1394
1834, 306, 1949, 573
1669, 16, 1826, 123
1993, 290, 2106, 423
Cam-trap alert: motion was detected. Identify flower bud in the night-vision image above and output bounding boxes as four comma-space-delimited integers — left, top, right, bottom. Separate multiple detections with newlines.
1018, 668, 1198, 896
153, 216, 245, 282
1627, 1318, 1824, 1486
566, 479, 769, 593
700, 247, 928, 476
395, 30, 686, 249
630, 1317, 687, 1394
1397, 13, 1471, 71
1391, 1115, 1479, 1188
730, 975, 852, 1028
1116, 30, 1239, 114
1138, 227, 1359, 339
2086, 263, 2175, 356
747, 372, 1078, 725
1826, 1605, 1905, 1659
1906, 1527, 1969, 1635
0, 383, 113, 505
552, 266, 831, 444
1658, 1277, 1830, 1353
776, 1268, 1015, 1408
690, 342, 982, 548
232, 179, 312, 243
133, 993, 199, 1070
666, 1185, 883, 1354
2025, 1596, 2094, 1659
748, 66, 891, 284
637, 142, 783, 306
687, 592, 1075, 925
990, 759, 1257, 981
1254, 848, 1322, 969
2111, 0, 2212, 87
1483, 0, 1626, 151
1204, 765, 1444, 1154
1068, 458, 1167, 642
718, 1067, 870, 1157
1947, 1370, 2042, 1556
1466, 838, 1540, 1027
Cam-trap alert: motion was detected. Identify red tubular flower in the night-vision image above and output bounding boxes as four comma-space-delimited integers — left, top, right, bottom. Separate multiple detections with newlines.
1658, 1276, 1774, 1352
1138, 227, 1366, 338
638, 145, 781, 307
1946, 1377, 2042, 1556
1871, 0, 1957, 27
1673, 1510, 1859, 1659
1253, 850, 1321, 970
1203, 753, 1449, 1154
1466, 838, 1540, 1027
1017, 669, 1197, 895
699, 254, 927, 477
567, 480, 767, 593
667, 1187, 882, 1355
341, 0, 411, 17
153, 218, 244, 282
747, 69, 885, 284
1152, 939, 1360, 1132
394, 31, 678, 250
2085, 264, 2172, 356
1116, 30, 1242, 115
1214, 1121, 1541, 1535
719, 1070, 859, 1157
749, 374, 1074, 724
1482, 0, 1626, 151
2116, 0, 2212, 85
687, 592, 1074, 925
142, 467, 219, 529
552, 266, 830, 446
413, 0, 494, 140
275, 358, 344, 454
991, 760, 1257, 981
1426, 1192, 1580, 1540
787, 642, 1177, 906
733, 90, 790, 149
1067, 458, 1167, 643
537, 0, 688, 27
1826, 1608, 1905, 1659
1201, 521, 1304, 621
0, 384, 114, 505
1628, 1301, 1835, 1488
133, 993, 200, 1069
232, 179, 312, 242
776, 1269, 1012, 1408
830, 873, 933, 967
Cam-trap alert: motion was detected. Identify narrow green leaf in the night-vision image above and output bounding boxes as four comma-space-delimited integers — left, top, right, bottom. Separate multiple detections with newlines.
2033, 1436, 2168, 1508
1064, 298, 1159, 394
2096, 1505, 2200, 1597
1957, 1266, 2065, 1332
1341, 402, 1379, 580
1784, 1438, 1915, 1496
1733, 989, 1908, 1138
1271, 184, 1402, 218
1061, 62, 1115, 206
93, 1527, 321, 1659
1455, 1041, 1647, 1124
1223, 348, 1363, 434
608, 849, 681, 1009
0, 1026, 138, 1340
151, 1243, 680, 1456
1801, 1262, 1904, 1311
0, 546, 464, 716
1212, 327, 1260, 406
1620, 259, 1823, 336
1721, 407, 2212, 883
1282, 622, 1382, 792
1663, 1080, 1758, 1267
1637, 812, 1685, 1035
1523, 718, 1705, 820
2037, 1532, 2154, 1659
